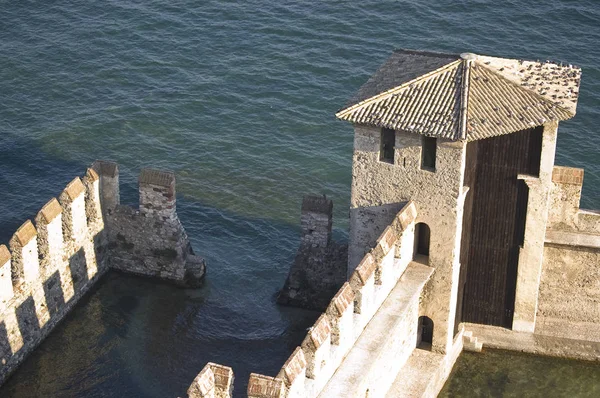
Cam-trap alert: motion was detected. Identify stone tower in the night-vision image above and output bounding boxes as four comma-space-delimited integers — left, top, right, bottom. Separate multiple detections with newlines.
337, 50, 581, 352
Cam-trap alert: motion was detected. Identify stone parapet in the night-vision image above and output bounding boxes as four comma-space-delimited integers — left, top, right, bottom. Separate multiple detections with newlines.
0, 161, 204, 387
0, 167, 110, 386
247, 374, 285, 398
240, 202, 425, 397
276, 347, 306, 398
187, 362, 234, 398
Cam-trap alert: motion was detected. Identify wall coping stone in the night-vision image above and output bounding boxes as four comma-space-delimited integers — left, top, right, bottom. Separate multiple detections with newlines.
13, 220, 37, 246
552, 166, 584, 185
0, 245, 10, 265
139, 168, 175, 187
247, 373, 285, 398
397, 201, 417, 230
63, 177, 85, 201
353, 253, 376, 285
86, 167, 100, 182
279, 347, 306, 386
92, 160, 118, 177
189, 366, 215, 396
209, 363, 233, 391
327, 282, 355, 317
38, 198, 62, 224
545, 229, 600, 249
304, 313, 331, 349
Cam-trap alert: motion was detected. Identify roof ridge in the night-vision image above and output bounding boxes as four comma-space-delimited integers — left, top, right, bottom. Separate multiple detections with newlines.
336, 60, 461, 118
458, 59, 471, 140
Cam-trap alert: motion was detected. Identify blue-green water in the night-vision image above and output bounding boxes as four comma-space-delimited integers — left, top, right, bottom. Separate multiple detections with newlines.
0, 1, 599, 396
440, 349, 600, 398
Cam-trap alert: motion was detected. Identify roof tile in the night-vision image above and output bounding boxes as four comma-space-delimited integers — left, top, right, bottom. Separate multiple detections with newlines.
337, 50, 580, 141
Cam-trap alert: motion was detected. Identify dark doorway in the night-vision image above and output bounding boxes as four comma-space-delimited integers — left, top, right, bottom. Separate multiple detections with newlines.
414, 223, 430, 260
460, 127, 542, 328
417, 316, 434, 350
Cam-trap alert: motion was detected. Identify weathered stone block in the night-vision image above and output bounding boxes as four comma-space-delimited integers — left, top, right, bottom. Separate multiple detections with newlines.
277, 347, 306, 398
326, 282, 355, 347
188, 364, 215, 398
92, 160, 120, 214
301, 313, 331, 379
35, 198, 65, 276
9, 220, 39, 286
247, 373, 285, 398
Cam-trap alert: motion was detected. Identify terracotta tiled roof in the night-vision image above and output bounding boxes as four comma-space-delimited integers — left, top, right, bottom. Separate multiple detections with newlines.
337, 50, 581, 141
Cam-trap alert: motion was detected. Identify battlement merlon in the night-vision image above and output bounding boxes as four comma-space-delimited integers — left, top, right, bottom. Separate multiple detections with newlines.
91, 160, 120, 215
300, 195, 333, 248
139, 168, 177, 220
187, 362, 234, 398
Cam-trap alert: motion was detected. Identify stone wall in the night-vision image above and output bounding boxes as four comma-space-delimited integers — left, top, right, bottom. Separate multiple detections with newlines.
0, 168, 108, 385
277, 195, 347, 311
536, 165, 600, 342
93, 161, 205, 287
349, 125, 466, 353
0, 161, 205, 387
512, 122, 558, 333
187, 362, 234, 398
191, 203, 439, 398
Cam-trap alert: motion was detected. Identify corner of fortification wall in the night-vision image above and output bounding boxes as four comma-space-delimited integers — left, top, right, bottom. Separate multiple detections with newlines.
0, 160, 206, 387
92, 161, 205, 287
277, 195, 347, 311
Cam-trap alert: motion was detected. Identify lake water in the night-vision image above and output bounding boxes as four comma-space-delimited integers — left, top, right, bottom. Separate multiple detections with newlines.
440, 349, 600, 398
0, 1, 599, 396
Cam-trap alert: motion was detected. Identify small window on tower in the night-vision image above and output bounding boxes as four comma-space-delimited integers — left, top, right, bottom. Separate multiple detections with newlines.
380, 128, 395, 164
421, 136, 437, 171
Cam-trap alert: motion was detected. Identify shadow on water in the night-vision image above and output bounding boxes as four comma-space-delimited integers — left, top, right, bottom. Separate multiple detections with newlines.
0, 194, 324, 398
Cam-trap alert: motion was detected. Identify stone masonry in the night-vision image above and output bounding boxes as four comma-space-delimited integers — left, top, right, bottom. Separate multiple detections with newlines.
0, 161, 204, 386
93, 161, 206, 287
277, 195, 347, 311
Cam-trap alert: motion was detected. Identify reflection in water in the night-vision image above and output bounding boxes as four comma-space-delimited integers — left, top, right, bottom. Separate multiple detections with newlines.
440, 349, 600, 397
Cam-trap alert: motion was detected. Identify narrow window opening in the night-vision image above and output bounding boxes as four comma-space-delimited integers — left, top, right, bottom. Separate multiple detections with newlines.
417, 316, 434, 350
380, 128, 395, 164
421, 136, 437, 171
414, 222, 431, 264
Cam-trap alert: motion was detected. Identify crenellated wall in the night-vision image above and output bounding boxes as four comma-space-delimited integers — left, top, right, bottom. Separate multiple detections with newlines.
536, 166, 600, 342
189, 202, 448, 398
0, 168, 109, 385
0, 161, 204, 387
